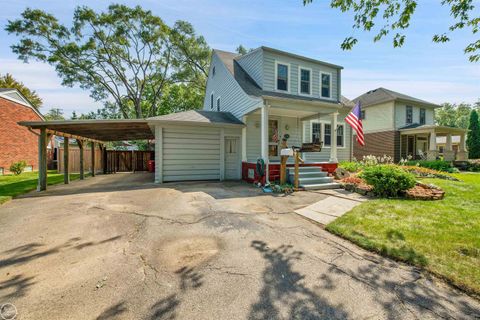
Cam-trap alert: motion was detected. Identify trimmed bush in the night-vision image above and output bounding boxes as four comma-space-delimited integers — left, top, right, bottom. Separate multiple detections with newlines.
9, 160, 27, 175
404, 160, 454, 173
360, 165, 416, 197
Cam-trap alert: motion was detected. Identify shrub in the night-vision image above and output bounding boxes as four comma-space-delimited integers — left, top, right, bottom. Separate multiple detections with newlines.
404, 160, 454, 173
339, 161, 361, 173
9, 160, 27, 175
360, 165, 416, 197
467, 160, 480, 172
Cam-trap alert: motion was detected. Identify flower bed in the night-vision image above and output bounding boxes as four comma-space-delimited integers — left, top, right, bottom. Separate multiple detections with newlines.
401, 166, 459, 181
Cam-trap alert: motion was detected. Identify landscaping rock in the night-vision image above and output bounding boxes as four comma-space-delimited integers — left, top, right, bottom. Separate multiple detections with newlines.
405, 183, 445, 200
334, 168, 350, 180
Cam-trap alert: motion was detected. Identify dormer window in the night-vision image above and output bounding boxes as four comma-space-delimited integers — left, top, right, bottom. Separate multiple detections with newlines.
217, 97, 221, 111
275, 62, 289, 92
299, 67, 311, 95
212, 66, 216, 77
210, 92, 214, 109
321, 73, 331, 98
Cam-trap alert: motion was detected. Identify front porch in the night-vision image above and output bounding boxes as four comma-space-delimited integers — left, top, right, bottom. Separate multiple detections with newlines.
241, 97, 348, 184
400, 125, 467, 161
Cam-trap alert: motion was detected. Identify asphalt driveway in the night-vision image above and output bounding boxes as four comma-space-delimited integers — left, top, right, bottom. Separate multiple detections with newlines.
0, 173, 478, 319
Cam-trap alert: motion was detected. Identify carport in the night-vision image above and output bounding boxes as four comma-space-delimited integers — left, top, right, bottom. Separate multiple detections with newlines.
19, 119, 154, 191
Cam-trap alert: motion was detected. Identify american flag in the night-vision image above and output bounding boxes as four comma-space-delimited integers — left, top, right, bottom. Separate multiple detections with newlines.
345, 101, 365, 146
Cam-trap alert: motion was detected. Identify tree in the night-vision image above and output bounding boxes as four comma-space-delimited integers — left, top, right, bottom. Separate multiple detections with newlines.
6, 5, 210, 119
435, 102, 475, 129
467, 110, 480, 159
236, 45, 248, 55
303, 0, 480, 62
0, 73, 43, 108
44, 108, 65, 120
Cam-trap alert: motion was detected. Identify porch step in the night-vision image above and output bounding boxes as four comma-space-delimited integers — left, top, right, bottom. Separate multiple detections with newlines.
288, 171, 328, 178
302, 182, 342, 190
298, 177, 334, 185
288, 166, 324, 173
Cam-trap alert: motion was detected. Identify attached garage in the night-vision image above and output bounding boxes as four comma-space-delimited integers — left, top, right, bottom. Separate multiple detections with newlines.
148, 110, 244, 183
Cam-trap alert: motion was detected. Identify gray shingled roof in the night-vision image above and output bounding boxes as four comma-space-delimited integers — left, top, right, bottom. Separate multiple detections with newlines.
353, 87, 440, 108
147, 110, 244, 125
214, 49, 347, 107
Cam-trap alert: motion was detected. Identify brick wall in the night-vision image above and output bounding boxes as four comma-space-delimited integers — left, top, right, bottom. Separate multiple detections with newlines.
353, 130, 400, 162
0, 97, 43, 173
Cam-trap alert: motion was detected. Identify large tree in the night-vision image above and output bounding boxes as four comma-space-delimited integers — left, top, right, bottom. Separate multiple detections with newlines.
467, 110, 480, 159
435, 102, 476, 129
44, 108, 65, 120
303, 0, 480, 62
6, 4, 210, 119
0, 73, 43, 108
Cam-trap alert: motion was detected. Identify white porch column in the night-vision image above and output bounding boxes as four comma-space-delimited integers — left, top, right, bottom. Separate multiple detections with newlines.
261, 102, 270, 182
458, 133, 467, 160
427, 130, 438, 160
446, 134, 453, 151
444, 133, 455, 161
241, 116, 247, 162
329, 112, 338, 163
154, 126, 163, 183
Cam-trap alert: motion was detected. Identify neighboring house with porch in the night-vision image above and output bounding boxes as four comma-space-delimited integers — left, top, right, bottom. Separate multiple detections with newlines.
201, 47, 353, 188
0, 88, 44, 174
353, 88, 467, 162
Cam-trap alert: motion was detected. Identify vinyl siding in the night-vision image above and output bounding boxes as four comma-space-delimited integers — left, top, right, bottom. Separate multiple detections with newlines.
162, 126, 221, 181
262, 51, 340, 101
236, 49, 264, 87
203, 52, 261, 119
394, 102, 435, 129
302, 112, 352, 162
361, 101, 395, 133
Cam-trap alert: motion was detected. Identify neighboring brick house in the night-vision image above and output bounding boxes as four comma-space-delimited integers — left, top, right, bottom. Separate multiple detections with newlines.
0, 88, 44, 174
352, 88, 467, 162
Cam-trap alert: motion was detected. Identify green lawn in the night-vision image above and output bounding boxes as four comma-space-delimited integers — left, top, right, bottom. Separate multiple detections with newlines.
0, 171, 83, 204
327, 173, 480, 295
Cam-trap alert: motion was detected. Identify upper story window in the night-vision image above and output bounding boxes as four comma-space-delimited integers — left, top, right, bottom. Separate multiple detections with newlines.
420, 108, 426, 125
360, 110, 366, 120
321, 73, 331, 98
406, 105, 413, 124
216, 97, 221, 111
299, 67, 311, 95
210, 92, 214, 109
276, 62, 289, 92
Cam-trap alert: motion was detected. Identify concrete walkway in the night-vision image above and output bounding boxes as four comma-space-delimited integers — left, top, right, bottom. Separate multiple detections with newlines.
295, 189, 368, 225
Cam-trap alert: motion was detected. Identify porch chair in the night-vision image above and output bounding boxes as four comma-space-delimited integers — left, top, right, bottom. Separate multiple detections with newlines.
417, 149, 427, 160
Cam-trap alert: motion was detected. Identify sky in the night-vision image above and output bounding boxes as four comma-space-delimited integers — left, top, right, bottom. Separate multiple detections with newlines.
0, 0, 479, 117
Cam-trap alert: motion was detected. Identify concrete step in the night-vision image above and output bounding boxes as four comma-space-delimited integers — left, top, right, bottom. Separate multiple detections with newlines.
287, 166, 323, 174
288, 171, 328, 178
298, 177, 334, 185
302, 182, 342, 190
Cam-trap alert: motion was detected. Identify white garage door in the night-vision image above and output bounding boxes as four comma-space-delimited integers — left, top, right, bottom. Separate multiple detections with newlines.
162, 126, 221, 182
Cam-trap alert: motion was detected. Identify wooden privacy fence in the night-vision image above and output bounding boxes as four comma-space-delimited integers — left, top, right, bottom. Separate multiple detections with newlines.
105, 151, 153, 173
58, 147, 102, 173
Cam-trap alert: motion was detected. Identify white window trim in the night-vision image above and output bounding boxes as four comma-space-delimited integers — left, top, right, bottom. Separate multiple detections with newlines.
216, 96, 221, 111
274, 60, 290, 93
309, 119, 346, 149
298, 66, 313, 96
210, 92, 214, 110
320, 72, 333, 99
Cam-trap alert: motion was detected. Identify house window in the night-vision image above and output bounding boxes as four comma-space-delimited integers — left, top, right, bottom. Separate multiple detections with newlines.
321, 73, 331, 98
312, 122, 321, 144
324, 124, 332, 146
268, 119, 279, 157
216, 97, 221, 111
276, 63, 289, 91
337, 125, 344, 147
420, 108, 426, 125
406, 106, 413, 124
210, 93, 214, 109
360, 110, 366, 120
299, 68, 311, 95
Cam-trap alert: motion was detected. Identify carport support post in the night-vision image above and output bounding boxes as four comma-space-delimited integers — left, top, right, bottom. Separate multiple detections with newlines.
102, 145, 108, 174
62, 137, 70, 184
91, 142, 96, 177
77, 140, 84, 180
37, 127, 48, 191
154, 126, 163, 183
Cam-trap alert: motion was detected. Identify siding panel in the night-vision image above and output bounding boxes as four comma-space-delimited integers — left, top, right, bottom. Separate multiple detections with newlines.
236, 49, 263, 87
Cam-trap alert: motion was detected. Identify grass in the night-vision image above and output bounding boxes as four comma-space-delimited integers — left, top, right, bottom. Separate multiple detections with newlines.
327, 173, 480, 296
0, 170, 83, 204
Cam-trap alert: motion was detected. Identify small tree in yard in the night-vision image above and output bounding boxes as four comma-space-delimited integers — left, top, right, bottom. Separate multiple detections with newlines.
360, 165, 416, 198
9, 160, 27, 175
467, 110, 480, 159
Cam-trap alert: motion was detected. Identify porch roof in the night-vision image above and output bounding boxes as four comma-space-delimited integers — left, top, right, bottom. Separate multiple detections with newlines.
399, 124, 467, 135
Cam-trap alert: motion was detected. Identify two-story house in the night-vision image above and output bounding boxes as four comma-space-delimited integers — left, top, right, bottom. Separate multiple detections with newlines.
353, 88, 467, 161
202, 47, 354, 187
